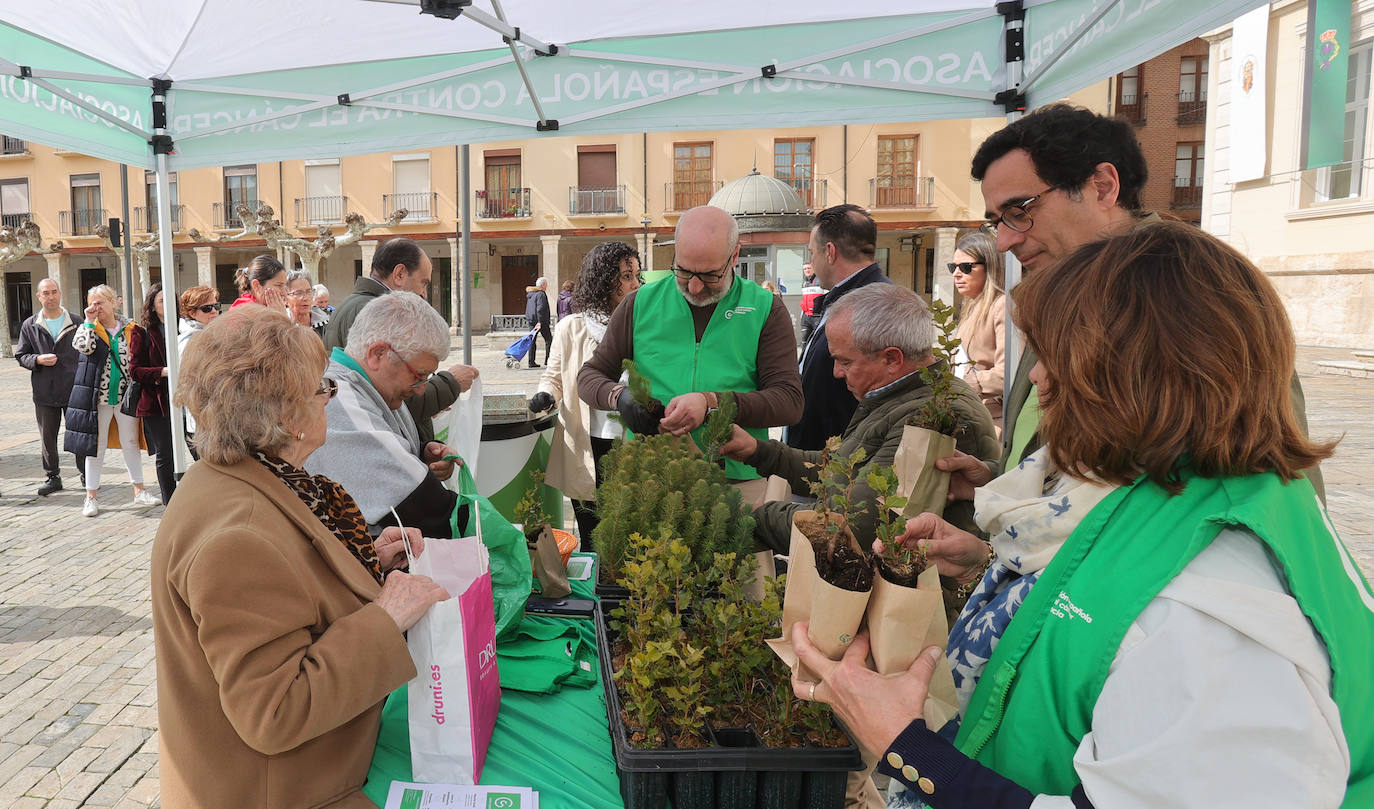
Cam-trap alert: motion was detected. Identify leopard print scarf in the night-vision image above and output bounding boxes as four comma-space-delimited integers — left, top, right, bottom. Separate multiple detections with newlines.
253, 452, 384, 584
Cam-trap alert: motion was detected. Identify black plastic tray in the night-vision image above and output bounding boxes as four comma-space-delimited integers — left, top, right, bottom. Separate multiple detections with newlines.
595, 608, 862, 809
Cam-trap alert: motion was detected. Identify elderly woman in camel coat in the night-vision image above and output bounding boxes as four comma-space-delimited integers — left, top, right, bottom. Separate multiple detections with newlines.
151, 305, 448, 808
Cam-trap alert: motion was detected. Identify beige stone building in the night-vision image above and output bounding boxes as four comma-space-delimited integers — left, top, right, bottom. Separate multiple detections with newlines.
1202, 0, 1374, 348
0, 86, 1108, 340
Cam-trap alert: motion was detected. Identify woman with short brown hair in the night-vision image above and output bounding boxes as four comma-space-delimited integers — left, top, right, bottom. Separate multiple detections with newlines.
790, 222, 1369, 808
153, 305, 449, 808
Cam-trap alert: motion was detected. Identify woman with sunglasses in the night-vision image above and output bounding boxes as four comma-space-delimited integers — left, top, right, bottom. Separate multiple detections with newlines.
528, 241, 641, 545
154, 304, 447, 808
177, 286, 220, 457
950, 230, 1007, 434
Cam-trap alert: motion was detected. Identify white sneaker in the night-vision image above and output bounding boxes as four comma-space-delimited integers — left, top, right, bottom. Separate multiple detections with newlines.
82, 497, 99, 517
133, 490, 161, 507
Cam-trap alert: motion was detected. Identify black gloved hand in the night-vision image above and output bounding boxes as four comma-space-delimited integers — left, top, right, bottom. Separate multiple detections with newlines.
528, 391, 556, 413
616, 388, 661, 436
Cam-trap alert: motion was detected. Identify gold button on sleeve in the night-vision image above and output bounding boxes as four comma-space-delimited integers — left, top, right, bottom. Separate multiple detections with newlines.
901, 764, 919, 782
918, 777, 935, 795
885, 751, 904, 769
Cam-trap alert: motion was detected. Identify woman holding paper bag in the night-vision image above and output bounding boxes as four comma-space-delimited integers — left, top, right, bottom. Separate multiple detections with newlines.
151, 305, 451, 809
791, 223, 1369, 808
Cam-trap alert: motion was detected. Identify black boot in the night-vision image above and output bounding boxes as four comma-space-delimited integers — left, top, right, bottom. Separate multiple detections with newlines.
37, 477, 63, 497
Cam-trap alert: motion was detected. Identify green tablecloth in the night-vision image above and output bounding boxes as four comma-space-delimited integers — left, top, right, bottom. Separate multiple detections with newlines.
362, 554, 624, 809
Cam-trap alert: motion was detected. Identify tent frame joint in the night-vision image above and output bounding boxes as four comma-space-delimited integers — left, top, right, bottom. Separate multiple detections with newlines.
338, 93, 353, 106
151, 77, 172, 94
994, 89, 1027, 113
761, 64, 777, 79
18, 65, 31, 79
536, 119, 559, 131
150, 134, 174, 155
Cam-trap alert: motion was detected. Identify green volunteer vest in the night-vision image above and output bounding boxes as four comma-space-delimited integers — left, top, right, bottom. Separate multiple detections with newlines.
954, 470, 1374, 803
631, 275, 772, 480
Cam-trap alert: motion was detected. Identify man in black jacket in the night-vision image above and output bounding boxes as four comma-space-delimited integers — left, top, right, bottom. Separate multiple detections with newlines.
16, 278, 86, 495
524, 276, 551, 368
323, 237, 477, 443
785, 204, 891, 451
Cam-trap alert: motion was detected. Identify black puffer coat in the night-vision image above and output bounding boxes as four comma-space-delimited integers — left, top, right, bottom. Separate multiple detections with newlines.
65, 320, 142, 457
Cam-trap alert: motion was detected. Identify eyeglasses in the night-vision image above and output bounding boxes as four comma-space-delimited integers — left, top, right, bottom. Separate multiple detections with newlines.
388, 346, 433, 389
316, 377, 338, 399
194, 303, 221, 314
286, 289, 314, 299
980, 186, 1064, 236
947, 262, 984, 275
671, 261, 731, 284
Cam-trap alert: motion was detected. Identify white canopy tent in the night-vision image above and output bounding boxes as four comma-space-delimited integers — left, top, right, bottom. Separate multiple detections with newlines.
0, 0, 1264, 470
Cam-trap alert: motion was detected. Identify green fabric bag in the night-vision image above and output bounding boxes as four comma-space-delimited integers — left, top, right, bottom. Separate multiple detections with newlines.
450, 461, 531, 642
497, 616, 598, 694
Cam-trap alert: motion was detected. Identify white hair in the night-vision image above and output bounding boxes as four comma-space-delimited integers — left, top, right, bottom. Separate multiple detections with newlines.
345, 291, 451, 363
826, 284, 933, 360
535, 277, 548, 289
311, 283, 329, 298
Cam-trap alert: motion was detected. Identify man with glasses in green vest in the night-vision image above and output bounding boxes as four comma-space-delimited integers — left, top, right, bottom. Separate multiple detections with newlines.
941, 104, 1321, 501
577, 205, 802, 484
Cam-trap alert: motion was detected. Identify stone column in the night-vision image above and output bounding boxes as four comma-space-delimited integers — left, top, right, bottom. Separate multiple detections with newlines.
932, 227, 958, 306
45, 252, 78, 312
446, 237, 461, 331
540, 234, 562, 313
636, 231, 655, 273
358, 240, 378, 279
193, 246, 215, 289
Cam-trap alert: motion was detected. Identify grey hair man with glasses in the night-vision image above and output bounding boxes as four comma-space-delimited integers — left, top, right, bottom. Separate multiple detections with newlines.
948, 103, 1319, 499
305, 291, 465, 538
577, 205, 802, 484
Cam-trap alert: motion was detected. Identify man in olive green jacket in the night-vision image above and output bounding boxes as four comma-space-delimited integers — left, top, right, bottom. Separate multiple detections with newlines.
720, 284, 1001, 554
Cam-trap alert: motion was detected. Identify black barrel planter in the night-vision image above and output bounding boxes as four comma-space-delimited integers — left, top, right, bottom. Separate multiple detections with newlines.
595, 609, 863, 809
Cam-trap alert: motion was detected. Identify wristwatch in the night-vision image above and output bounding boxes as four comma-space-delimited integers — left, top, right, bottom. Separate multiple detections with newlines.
702, 391, 719, 419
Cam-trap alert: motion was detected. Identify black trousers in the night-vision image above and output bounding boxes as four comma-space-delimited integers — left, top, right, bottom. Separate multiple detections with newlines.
529, 323, 552, 366
570, 436, 616, 549
142, 415, 177, 505
35, 404, 86, 483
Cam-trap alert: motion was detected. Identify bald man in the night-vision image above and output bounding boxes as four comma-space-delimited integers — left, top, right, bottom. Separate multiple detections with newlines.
577, 205, 802, 482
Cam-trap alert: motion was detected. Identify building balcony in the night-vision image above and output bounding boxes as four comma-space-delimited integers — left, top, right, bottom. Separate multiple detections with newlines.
1115, 92, 1147, 125
295, 195, 348, 226
1, 212, 29, 228
665, 180, 723, 212
213, 199, 261, 230
133, 204, 183, 233
60, 208, 106, 236
1177, 92, 1207, 125
385, 191, 438, 222
869, 177, 936, 209
568, 185, 626, 215
1, 136, 26, 155
475, 188, 531, 219
1171, 180, 1202, 208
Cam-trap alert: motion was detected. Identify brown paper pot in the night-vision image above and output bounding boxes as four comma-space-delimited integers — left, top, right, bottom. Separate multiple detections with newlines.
529, 526, 571, 598
894, 425, 956, 518
768, 511, 871, 676
866, 564, 959, 731
743, 476, 788, 602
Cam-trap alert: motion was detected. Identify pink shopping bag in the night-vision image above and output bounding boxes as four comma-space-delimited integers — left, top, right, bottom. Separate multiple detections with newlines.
406, 536, 502, 784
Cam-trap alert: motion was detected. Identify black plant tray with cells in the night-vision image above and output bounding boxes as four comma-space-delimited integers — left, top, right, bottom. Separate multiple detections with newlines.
594, 607, 862, 809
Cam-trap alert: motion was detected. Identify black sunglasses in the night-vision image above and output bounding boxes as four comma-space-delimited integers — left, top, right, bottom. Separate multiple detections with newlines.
195, 303, 221, 314
947, 262, 984, 275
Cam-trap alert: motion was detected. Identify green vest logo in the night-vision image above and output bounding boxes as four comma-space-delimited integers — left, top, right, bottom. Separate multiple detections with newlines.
1050, 590, 1093, 623
722, 305, 756, 319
